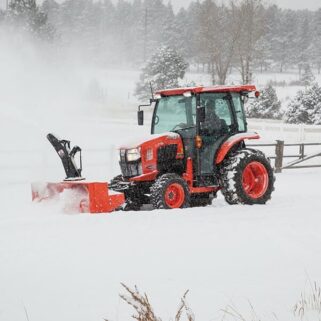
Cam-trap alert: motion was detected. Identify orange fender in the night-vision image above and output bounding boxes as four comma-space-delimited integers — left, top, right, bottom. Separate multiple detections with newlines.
215, 132, 260, 164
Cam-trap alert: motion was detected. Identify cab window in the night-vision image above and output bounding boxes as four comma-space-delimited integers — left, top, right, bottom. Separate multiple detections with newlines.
200, 93, 233, 135
153, 95, 196, 134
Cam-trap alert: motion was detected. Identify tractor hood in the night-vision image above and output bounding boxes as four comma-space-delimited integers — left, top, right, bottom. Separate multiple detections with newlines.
118, 131, 185, 178
119, 132, 181, 150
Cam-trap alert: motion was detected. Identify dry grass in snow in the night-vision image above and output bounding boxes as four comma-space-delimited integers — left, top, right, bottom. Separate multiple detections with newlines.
117, 284, 194, 321
115, 282, 321, 321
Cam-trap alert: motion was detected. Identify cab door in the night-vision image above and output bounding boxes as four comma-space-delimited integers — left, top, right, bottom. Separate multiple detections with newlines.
198, 93, 235, 177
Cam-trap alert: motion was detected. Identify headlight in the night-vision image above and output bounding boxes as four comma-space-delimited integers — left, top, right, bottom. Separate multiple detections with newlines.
126, 147, 141, 162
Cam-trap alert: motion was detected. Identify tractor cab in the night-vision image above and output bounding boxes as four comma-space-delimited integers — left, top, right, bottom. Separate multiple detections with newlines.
151, 89, 247, 135
138, 86, 255, 184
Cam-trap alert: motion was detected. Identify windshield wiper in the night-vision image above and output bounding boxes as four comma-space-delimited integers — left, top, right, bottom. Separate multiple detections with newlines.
173, 125, 196, 132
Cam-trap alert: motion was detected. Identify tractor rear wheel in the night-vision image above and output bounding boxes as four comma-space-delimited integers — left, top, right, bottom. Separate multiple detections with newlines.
220, 149, 275, 205
150, 173, 190, 209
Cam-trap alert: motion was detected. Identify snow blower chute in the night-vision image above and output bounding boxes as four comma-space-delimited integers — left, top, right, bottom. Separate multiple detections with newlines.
31, 134, 125, 213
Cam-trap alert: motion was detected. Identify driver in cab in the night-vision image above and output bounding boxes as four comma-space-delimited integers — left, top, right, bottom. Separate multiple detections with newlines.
201, 99, 228, 142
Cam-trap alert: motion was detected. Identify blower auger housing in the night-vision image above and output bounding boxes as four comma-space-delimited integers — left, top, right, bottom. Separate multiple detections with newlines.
32, 85, 275, 213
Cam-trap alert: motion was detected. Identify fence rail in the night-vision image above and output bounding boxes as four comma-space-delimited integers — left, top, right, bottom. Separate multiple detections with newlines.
249, 141, 321, 172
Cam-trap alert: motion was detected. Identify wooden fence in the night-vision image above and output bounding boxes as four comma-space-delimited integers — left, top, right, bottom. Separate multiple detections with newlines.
249, 141, 321, 173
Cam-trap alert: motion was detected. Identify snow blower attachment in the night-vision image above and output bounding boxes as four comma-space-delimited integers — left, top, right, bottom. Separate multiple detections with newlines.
31, 134, 125, 214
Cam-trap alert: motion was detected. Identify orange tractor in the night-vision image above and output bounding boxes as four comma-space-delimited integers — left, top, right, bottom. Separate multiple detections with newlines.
32, 85, 275, 213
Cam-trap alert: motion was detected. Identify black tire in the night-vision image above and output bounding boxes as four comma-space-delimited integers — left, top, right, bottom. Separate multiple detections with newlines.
220, 148, 275, 205
110, 175, 144, 211
150, 173, 191, 209
109, 175, 127, 191
190, 193, 216, 207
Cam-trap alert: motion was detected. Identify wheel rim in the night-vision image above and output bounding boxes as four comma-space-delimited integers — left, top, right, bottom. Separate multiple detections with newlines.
164, 183, 185, 208
242, 161, 269, 199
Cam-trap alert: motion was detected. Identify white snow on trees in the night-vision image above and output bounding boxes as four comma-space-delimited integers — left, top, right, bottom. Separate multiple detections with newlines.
246, 84, 283, 120
135, 46, 188, 100
285, 82, 321, 124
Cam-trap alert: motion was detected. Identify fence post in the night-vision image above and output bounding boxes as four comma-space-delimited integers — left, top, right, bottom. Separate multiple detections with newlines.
275, 140, 284, 173
299, 143, 305, 159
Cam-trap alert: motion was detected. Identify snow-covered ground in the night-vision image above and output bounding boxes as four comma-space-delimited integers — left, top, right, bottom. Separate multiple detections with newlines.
1, 106, 321, 321
1, 169, 321, 321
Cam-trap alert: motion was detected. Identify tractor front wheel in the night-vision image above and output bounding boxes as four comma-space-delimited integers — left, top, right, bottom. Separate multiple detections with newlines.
220, 149, 275, 205
150, 173, 190, 209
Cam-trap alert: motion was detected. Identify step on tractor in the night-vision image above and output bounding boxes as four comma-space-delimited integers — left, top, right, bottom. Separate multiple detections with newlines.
32, 85, 275, 213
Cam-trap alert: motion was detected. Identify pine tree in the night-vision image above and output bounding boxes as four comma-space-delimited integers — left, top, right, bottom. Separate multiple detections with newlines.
255, 5, 279, 72
58, 0, 88, 43
7, 0, 54, 40
185, 0, 202, 61
161, 3, 178, 50
310, 9, 321, 74
284, 83, 321, 124
172, 8, 190, 57
135, 46, 188, 100
92, 0, 116, 65
236, 0, 266, 84
246, 84, 282, 119
127, 0, 144, 63
300, 63, 315, 86
114, 0, 134, 62
143, 0, 169, 60
296, 12, 313, 74
273, 9, 298, 72
41, 0, 59, 25
313, 102, 321, 125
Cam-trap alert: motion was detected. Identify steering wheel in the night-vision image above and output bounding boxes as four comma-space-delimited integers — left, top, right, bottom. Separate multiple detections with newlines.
172, 123, 190, 131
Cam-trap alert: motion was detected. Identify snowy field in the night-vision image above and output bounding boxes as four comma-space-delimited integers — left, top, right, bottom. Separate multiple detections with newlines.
1, 110, 321, 321
1, 169, 321, 321
1, 48, 321, 320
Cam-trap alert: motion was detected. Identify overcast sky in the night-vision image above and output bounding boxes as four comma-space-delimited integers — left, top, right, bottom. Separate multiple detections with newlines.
0, 0, 320, 11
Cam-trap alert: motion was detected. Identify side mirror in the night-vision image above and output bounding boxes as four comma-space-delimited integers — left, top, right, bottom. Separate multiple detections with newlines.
197, 106, 206, 123
138, 110, 144, 126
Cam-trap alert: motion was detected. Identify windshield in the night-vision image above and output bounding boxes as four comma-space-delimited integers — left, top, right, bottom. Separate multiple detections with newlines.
152, 95, 196, 134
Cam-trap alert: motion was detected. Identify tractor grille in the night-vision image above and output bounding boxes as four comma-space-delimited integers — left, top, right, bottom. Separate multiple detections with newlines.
119, 159, 142, 178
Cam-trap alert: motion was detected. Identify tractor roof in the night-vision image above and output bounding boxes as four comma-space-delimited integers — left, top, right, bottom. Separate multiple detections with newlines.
156, 85, 256, 96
